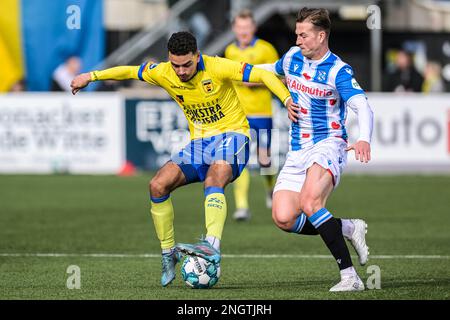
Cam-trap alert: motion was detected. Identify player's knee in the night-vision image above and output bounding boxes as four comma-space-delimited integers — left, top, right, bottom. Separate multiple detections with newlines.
204, 177, 227, 189
299, 195, 323, 217
149, 178, 169, 198
204, 163, 232, 188
271, 210, 294, 232
258, 159, 271, 168
257, 152, 271, 168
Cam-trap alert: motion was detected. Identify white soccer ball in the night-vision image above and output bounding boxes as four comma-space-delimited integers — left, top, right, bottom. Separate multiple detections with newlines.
181, 255, 221, 289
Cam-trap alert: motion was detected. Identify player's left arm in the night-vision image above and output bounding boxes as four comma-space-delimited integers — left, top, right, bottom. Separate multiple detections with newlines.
247, 65, 293, 107
215, 56, 293, 108
231, 59, 290, 104
336, 66, 374, 163
241, 43, 280, 88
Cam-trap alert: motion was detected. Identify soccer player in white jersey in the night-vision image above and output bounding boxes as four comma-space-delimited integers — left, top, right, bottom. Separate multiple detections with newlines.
257, 7, 374, 291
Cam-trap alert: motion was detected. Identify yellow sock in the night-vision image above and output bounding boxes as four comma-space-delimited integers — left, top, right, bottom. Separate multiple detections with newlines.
150, 195, 175, 250
204, 187, 227, 240
263, 174, 276, 193
233, 168, 249, 209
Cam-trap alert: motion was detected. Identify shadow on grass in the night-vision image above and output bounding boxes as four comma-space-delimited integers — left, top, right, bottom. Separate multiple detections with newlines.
213, 278, 334, 290
377, 277, 450, 290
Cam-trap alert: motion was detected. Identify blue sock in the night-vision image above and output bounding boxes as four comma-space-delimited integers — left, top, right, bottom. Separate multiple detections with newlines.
289, 214, 307, 233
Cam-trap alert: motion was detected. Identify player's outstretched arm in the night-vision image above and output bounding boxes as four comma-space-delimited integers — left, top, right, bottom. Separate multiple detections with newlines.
248, 67, 291, 107
251, 67, 300, 122
71, 65, 142, 95
218, 57, 296, 114
248, 65, 299, 121
254, 63, 276, 73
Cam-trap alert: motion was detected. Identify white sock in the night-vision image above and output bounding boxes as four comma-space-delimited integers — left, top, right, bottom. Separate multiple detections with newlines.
205, 236, 220, 251
340, 266, 357, 279
162, 247, 174, 255
341, 219, 355, 239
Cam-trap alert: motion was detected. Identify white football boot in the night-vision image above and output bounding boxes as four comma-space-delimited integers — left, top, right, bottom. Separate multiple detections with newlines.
265, 191, 273, 209
233, 208, 251, 221
329, 274, 365, 292
347, 219, 369, 266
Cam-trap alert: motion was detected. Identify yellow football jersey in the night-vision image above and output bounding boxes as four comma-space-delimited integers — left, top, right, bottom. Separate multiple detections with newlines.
90, 54, 290, 140
225, 38, 279, 117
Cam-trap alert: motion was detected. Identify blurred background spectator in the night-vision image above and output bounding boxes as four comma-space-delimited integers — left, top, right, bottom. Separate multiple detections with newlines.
51, 56, 82, 92
9, 79, 26, 92
422, 61, 445, 93
0, 0, 104, 92
384, 49, 424, 92
0, 0, 449, 93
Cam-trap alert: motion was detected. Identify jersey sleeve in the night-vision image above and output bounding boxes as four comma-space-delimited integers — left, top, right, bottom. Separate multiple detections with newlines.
274, 52, 286, 76
247, 66, 290, 103
213, 56, 291, 104
90, 66, 140, 81
346, 94, 374, 143
137, 61, 161, 86
90, 61, 160, 86
335, 65, 365, 102
212, 56, 252, 82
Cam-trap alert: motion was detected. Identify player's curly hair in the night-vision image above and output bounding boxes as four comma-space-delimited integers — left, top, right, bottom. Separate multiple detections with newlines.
297, 7, 331, 38
167, 31, 198, 55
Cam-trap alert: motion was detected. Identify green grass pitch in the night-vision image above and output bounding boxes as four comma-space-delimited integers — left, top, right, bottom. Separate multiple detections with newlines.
0, 173, 449, 299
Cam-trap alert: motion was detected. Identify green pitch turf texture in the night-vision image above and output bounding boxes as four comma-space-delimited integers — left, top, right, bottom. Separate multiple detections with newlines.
0, 174, 449, 300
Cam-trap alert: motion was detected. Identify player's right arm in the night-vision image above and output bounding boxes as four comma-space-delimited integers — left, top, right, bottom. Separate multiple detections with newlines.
335, 65, 374, 163
217, 56, 299, 120
71, 62, 158, 95
254, 63, 276, 73
254, 54, 299, 121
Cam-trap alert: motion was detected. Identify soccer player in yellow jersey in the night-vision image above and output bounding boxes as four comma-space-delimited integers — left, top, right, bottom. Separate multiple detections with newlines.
225, 10, 280, 221
71, 32, 294, 287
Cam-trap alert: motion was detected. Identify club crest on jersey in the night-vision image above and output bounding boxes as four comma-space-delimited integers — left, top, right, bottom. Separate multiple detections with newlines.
317, 70, 327, 82
202, 79, 214, 93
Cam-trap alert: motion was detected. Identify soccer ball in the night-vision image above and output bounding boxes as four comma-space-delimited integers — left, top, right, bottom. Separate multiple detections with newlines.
181, 255, 221, 289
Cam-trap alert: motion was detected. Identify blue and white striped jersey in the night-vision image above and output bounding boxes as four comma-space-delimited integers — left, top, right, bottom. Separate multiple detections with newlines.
274, 47, 366, 151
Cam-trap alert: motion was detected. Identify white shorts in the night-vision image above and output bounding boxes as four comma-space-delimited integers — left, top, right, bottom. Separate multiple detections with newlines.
274, 137, 348, 193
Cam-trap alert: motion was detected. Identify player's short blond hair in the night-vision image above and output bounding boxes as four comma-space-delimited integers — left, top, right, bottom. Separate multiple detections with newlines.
232, 9, 256, 25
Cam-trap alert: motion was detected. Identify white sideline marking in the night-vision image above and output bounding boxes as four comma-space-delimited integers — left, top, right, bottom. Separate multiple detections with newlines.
0, 253, 449, 259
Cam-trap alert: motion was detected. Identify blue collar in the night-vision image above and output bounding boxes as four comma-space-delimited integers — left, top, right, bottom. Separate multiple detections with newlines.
197, 53, 205, 71
236, 37, 258, 49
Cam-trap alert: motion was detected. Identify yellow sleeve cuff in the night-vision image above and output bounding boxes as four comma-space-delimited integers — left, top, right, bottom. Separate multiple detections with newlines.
283, 96, 291, 106
90, 71, 98, 82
